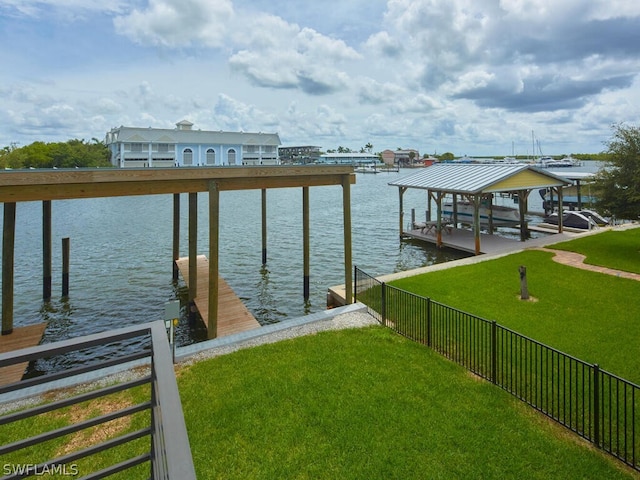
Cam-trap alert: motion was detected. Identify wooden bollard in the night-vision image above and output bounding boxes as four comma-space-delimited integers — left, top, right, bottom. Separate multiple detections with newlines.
62, 237, 70, 298
519, 265, 529, 300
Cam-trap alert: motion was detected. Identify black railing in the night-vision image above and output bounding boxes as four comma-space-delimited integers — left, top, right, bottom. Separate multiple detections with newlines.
0, 321, 195, 480
355, 266, 640, 472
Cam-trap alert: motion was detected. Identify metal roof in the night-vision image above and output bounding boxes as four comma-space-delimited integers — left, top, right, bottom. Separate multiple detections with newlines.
388, 163, 571, 195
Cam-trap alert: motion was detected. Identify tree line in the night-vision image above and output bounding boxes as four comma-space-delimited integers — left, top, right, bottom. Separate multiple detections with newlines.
0, 139, 112, 169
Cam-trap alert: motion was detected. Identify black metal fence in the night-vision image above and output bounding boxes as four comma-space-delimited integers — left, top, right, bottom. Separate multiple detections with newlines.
355, 266, 639, 472
0, 321, 195, 480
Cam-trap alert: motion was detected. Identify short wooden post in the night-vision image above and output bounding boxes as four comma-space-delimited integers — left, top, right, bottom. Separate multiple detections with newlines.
519, 265, 529, 300
342, 175, 353, 304
62, 237, 70, 298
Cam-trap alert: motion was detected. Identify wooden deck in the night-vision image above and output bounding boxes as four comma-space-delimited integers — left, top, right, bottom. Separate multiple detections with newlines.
0, 323, 47, 385
403, 226, 579, 255
175, 255, 260, 337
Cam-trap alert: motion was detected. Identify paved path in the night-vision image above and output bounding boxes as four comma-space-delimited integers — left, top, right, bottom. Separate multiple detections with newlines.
537, 248, 640, 281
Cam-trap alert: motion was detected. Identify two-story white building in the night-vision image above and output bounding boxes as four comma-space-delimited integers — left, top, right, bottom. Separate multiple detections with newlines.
105, 120, 281, 168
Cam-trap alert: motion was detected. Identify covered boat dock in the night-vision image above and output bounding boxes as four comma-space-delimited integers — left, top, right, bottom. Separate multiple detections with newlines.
389, 164, 572, 255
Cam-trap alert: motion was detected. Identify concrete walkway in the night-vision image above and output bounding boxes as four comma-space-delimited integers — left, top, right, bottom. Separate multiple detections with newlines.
538, 248, 640, 281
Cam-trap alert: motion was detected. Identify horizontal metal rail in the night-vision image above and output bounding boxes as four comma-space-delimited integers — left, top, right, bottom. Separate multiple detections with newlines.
0, 321, 195, 479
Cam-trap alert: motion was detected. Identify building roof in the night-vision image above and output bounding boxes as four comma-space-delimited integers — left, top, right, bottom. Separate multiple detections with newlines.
106, 125, 281, 146
388, 163, 571, 195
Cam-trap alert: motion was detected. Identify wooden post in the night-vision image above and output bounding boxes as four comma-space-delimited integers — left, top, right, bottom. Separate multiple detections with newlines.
519, 265, 529, 300
398, 187, 406, 239
303, 186, 310, 301
342, 174, 353, 304
472, 195, 481, 255
2, 202, 16, 335
435, 192, 444, 247
518, 189, 530, 241
43, 200, 52, 302
557, 188, 564, 233
208, 182, 219, 339
261, 188, 267, 265
188, 193, 197, 302
172, 193, 180, 282
62, 237, 70, 298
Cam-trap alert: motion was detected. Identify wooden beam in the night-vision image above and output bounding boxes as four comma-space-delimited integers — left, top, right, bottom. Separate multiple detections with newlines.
0, 167, 355, 202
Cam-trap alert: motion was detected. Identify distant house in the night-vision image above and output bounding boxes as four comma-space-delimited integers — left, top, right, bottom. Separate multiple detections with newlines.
278, 145, 322, 164
105, 120, 281, 168
380, 149, 421, 167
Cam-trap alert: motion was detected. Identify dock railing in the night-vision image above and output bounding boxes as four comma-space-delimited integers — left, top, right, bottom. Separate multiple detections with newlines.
355, 266, 640, 473
0, 321, 195, 480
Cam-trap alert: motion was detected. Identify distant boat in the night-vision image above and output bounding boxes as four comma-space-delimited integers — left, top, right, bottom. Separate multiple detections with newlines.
354, 163, 379, 174
443, 202, 520, 226
538, 156, 581, 168
542, 210, 608, 230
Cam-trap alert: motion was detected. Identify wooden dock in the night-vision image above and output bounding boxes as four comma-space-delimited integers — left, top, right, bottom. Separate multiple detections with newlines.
403, 226, 579, 255
0, 323, 47, 385
175, 255, 260, 337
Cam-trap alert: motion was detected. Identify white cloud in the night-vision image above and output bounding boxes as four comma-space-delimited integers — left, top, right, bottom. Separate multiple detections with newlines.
113, 0, 234, 47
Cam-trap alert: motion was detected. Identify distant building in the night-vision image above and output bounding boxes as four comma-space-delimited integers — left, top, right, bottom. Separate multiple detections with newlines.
318, 152, 378, 165
380, 149, 422, 166
278, 145, 322, 164
105, 120, 281, 168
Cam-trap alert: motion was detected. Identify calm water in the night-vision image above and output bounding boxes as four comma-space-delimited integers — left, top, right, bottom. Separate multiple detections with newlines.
0, 164, 600, 373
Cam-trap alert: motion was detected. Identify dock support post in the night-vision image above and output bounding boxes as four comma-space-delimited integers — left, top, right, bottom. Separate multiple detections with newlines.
557, 188, 564, 233
172, 194, 180, 282
208, 182, 219, 339
342, 175, 353, 304
398, 187, 406, 239
43, 200, 52, 302
62, 237, 70, 298
261, 189, 267, 265
472, 195, 481, 255
2, 202, 16, 335
303, 186, 310, 301
188, 193, 197, 323
517, 189, 530, 241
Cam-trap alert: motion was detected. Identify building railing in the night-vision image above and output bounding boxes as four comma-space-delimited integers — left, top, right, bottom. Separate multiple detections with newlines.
355, 266, 640, 472
0, 321, 195, 480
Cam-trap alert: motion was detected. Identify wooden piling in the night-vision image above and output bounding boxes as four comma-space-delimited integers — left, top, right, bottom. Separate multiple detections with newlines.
303, 186, 310, 301
62, 237, 70, 297
342, 175, 353, 304
261, 189, 267, 265
2, 202, 16, 335
43, 200, 52, 301
208, 181, 219, 339
172, 193, 180, 282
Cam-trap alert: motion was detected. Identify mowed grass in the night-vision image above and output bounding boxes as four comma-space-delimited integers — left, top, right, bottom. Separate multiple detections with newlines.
390, 247, 640, 383
551, 227, 640, 274
177, 327, 634, 479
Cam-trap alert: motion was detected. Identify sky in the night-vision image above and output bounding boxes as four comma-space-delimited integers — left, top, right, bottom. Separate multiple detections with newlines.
1, 0, 640, 157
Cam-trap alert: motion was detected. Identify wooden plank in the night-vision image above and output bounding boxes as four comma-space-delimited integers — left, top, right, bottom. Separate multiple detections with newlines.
0, 323, 47, 385
175, 256, 260, 337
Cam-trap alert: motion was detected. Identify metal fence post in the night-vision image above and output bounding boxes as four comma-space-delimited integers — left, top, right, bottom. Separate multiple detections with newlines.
353, 265, 358, 303
593, 363, 600, 447
381, 282, 386, 327
491, 321, 497, 384
426, 297, 432, 347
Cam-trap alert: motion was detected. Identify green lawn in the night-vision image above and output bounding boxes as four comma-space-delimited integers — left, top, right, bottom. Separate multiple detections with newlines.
389, 246, 640, 384
177, 327, 634, 479
551, 227, 640, 274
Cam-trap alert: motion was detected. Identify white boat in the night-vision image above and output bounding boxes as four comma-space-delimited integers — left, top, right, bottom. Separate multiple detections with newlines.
443, 202, 520, 226
354, 163, 379, 174
542, 210, 608, 230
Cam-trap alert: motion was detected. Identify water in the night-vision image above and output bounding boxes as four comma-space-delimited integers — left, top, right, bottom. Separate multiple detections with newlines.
0, 164, 601, 374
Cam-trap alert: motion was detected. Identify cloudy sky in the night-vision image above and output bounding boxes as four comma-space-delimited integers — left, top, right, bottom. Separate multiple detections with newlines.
1, 0, 639, 157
